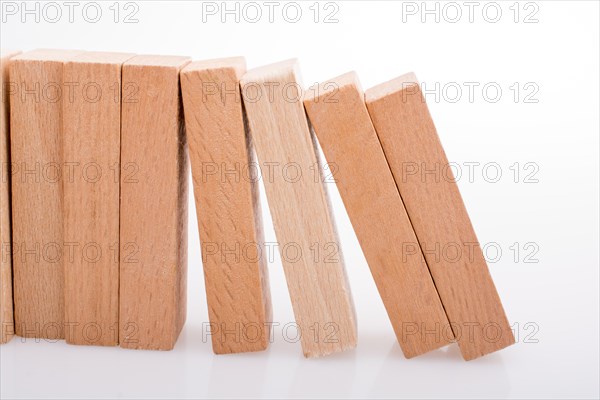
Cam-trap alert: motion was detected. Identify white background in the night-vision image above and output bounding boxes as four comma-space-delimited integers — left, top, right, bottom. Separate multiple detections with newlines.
1, 0, 599, 398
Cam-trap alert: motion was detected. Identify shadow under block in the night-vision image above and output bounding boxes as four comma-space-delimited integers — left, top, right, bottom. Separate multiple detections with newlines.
0, 50, 21, 343
62, 52, 134, 346
181, 58, 272, 354
365, 73, 514, 360
240, 59, 357, 357
9, 49, 82, 339
119, 55, 190, 350
304, 72, 453, 358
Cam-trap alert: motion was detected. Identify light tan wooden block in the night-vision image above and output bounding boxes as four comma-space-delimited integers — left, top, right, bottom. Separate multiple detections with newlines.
10, 49, 81, 339
0, 50, 21, 344
365, 73, 515, 360
304, 72, 453, 358
119, 55, 190, 350
181, 57, 272, 354
62, 51, 134, 346
240, 59, 357, 357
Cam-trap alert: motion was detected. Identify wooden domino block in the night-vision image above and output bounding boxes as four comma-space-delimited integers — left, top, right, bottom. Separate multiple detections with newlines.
119, 55, 191, 350
365, 73, 514, 360
241, 59, 357, 357
304, 72, 453, 358
10, 49, 81, 339
0, 50, 20, 344
181, 58, 272, 354
62, 51, 134, 346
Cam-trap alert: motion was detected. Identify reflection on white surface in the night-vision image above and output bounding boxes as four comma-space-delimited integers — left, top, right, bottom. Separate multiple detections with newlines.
2, 319, 595, 399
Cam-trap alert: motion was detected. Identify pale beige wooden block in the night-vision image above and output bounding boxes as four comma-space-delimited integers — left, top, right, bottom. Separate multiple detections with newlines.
240, 59, 357, 357
63, 51, 134, 346
181, 57, 272, 354
0, 50, 21, 344
119, 55, 190, 350
365, 73, 515, 360
10, 49, 81, 340
304, 72, 454, 358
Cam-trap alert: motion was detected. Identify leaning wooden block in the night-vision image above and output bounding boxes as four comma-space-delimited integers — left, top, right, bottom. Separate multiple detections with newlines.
0, 50, 20, 344
241, 59, 357, 357
10, 49, 81, 340
365, 73, 515, 360
63, 51, 134, 346
119, 55, 191, 350
304, 72, 453, 358
181, 57, 272, 354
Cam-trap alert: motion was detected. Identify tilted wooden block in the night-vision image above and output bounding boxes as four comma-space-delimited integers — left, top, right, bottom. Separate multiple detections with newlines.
119, 55, 191, 350
10, 49, 81, 340
304, 72, 453, 358
241, 59, 357, 357
0, 50, 21, 344
181, 57, 272, 354
63, 51, 134, 346
365, 73, 514, 360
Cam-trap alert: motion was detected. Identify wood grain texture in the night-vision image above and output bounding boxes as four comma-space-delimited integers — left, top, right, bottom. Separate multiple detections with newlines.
304, 72, 453, 358
365, 73, 515, 360
10, 49, 81, 339
63, 51, 134, 346
241, 59, 356, 357
119, 55, 190, 350
0, 50, 21, 344
181, 58, 272, 354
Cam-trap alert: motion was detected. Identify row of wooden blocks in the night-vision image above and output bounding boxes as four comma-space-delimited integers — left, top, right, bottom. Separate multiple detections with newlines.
0, 49, 514, 360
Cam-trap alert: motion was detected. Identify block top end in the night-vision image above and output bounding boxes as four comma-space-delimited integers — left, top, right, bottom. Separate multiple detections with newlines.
303, 71, 362, 103
12, 49, 82, 62
67, 52, 135, 65
0, 50, 22, 61
124, 54, 191, 69
365, 72, 419, 104
240, 58, 300, 86
181, 57, 246, 77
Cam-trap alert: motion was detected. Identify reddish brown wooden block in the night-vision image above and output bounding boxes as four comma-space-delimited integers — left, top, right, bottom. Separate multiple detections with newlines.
62, 51, 134, 346
0, 50, 21, 344
181, 57, 272, 354
365, 73, 515, 360
304, 72, 453, 358
119, 55, 191, 350
10, 49, 81, 340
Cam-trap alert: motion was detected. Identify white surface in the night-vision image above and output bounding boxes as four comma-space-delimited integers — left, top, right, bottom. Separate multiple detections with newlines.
1, 1, 599, 399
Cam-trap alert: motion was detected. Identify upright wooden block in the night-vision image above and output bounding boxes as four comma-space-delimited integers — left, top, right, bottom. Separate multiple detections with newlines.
119, 55, 190, 350
0, 50, 20, 344
365, 73, 514, 360
181, 58, 272, 354
10, 49, 81, 339
241, 59, 357, 357
62, 51, 134, 346
304, 72, 453, 358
